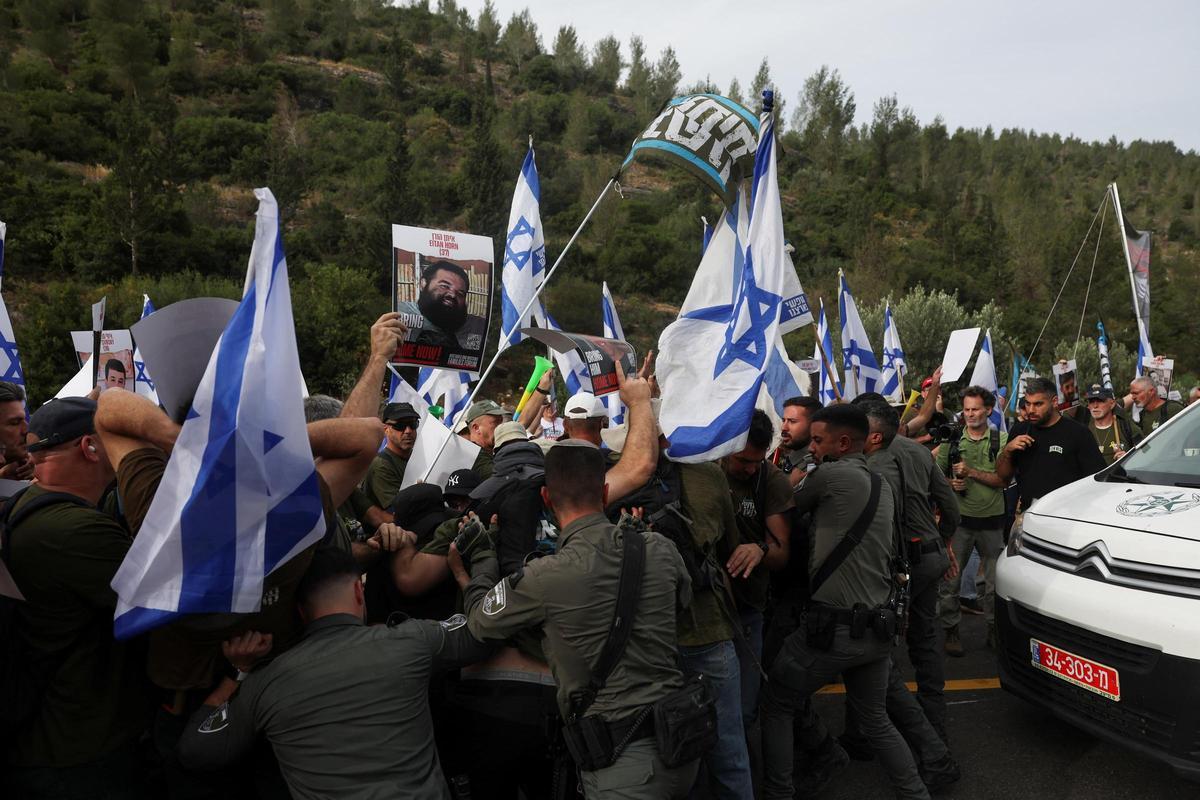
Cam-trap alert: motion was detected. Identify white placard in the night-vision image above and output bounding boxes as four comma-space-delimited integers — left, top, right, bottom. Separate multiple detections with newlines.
400, 417, 481, 491
940, 328, 981, 384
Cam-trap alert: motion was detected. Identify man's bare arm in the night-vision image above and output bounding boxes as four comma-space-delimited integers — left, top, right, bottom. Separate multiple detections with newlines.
309, 417, 385, 509
518, 368, 554, 432
762, 512, 792, 571
95, 389, 182, 472
341, 312, 407, 419
604, 366, 657, 500
902, 366, 943, 437
393, 546, 451, 596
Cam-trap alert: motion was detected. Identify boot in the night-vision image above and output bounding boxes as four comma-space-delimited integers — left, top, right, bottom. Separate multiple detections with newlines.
794, 735, 850, 796
986, 622, 997, 650
944, 625, 965, 658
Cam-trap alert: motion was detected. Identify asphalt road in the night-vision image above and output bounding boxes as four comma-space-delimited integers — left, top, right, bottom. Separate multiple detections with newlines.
808, 612, 1198, 799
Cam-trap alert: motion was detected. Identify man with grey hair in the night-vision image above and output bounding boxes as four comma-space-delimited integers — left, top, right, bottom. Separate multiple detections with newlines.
1129, 375, 1184, 440
1190, 385, 1200, 406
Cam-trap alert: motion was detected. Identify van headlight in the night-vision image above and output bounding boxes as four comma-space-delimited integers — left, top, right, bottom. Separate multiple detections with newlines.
1006, 516, 1024, 558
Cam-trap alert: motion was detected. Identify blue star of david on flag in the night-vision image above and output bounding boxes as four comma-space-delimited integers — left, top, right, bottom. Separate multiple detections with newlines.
714, 257, 781, 378
0, 335, 24, 384
505, 216, 535, 270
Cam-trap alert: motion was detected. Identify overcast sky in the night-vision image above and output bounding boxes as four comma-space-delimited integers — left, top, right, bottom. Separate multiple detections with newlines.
455, 0, 1200, 152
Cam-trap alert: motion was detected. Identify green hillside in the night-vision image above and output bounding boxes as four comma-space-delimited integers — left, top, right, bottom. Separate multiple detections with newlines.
2, 0, 1197, 404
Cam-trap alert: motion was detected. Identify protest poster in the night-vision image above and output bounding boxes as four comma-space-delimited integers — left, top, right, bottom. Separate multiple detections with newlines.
1142, 355, 1174, 399
1052, 359, 1078, 405
392, 225, 494, 374
940, 328, 981, 384
71, 330, 134, 392
520, 328, 636, 397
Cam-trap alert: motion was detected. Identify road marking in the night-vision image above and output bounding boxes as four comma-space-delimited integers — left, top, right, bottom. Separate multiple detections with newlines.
816, 678, 1001, 695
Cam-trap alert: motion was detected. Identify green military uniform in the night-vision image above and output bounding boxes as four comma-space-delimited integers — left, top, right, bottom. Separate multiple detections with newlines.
4, 487, 153, 771
1133, 399, 1184, 441
177, 557, 500, 800
936, 428, 1008, 628
466, 513, 699, 799
362, 448, 409, 509
777, 443, 813, 476
759, 454, 928, 799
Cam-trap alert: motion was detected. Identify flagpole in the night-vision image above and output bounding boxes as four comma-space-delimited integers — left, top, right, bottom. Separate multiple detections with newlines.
418, 176, 617, 480
1109, 182, 1150, 359
813, 332, 843, 403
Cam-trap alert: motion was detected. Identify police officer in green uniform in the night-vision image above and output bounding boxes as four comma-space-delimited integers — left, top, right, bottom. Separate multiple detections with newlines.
466, 440, 700, 799
758, 404, 929, 800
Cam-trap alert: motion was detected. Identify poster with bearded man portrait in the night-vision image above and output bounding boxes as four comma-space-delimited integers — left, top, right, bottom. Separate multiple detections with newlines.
391, 224, 494, 373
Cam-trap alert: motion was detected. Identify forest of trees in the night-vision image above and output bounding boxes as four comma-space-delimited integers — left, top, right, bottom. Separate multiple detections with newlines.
1, 0, 1197, 404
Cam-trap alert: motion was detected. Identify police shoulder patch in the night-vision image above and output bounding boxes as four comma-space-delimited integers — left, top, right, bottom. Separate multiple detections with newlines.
439, 613, 467, 631
199, 703, 231, 734
482, 579, 508, 616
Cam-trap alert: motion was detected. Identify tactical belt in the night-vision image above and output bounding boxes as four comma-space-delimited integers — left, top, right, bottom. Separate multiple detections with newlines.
606, 709, 656, 745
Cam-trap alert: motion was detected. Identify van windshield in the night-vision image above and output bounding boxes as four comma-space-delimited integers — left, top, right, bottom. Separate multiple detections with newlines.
1111, 405, 1200, 486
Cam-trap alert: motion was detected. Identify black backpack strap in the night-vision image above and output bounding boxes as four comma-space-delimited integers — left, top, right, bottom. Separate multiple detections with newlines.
809, 472, 882, 600
567, 528, 646, 720
989, 429, 1001, 463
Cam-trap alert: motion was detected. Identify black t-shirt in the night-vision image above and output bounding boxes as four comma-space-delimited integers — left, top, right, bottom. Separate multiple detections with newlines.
1009, 416, 1108, 508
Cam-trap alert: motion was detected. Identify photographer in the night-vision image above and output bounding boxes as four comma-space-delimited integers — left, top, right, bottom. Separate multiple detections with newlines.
935, 387, 1007, 655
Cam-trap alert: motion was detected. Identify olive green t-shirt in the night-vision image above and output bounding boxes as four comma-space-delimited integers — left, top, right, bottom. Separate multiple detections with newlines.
934, 429, 1008, 519
5, 486, 152, 768
676, 462, 737, 647
472, 448, 494, 479
363, 449, 410, 509
1133, 400, 1185, 441
726, 462, 794, 612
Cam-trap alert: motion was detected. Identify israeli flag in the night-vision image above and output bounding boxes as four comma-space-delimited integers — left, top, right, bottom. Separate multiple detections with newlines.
499, 142, 549, 352
387, 371, 431, 422
600, 282, 626, 425
656, 99, 791, 462
814, 300, 841, 406
838, 271, 882, 399
112, 189, 325, 640
1135, 317, 1153, 378
541, 311, 590, 396
132, 295, 159, 404
418, 367, 472, 427
701, 216, 713, 255
968, 328, 1006, 432
1096, 320, 1113, 391
880, 303, 906, 403
0, 222, 25, 393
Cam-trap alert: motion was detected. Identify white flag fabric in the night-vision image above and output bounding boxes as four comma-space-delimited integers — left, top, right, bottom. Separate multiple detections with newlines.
112, 189, 325, 640
55, 356, 95, 399
600, 282, 626, 425
657, 103, 791, 462
132, 294, 159, 404
399, 416, 481, 492
417, 367, 472, 427
968, 328, 1006, 432
837, 272, 881, 400
880, 303, 906, 403
499, 143, 549, 352
814, 300, 841, 406
0, 221, 26, 393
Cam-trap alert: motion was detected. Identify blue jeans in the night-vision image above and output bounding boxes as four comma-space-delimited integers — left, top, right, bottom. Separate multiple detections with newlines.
679, 639, 754, 800
959, 549, 981, 600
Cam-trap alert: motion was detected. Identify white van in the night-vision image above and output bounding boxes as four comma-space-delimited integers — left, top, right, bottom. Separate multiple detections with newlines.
996, 402, 1200, 780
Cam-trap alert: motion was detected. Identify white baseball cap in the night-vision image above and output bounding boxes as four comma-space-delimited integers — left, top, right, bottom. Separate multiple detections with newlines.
563, 391, 607, 420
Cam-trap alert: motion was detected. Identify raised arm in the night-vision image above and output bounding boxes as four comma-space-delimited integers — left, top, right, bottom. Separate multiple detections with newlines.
603, 365, 658, 500
902, 366, 943, 437
341, 312, 407, 420
95, 388, 181, 472
518, 368, 554, 432
309, 417, 385, 509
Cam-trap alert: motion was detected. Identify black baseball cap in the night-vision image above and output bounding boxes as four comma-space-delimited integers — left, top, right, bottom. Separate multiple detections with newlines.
28, 397, 97, 452
1085, 384, 1114, 401
443, 468, 481, 498
382, 402, 421, 425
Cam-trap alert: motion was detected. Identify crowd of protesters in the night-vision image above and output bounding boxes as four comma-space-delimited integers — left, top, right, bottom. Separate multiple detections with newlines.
0, 309, 1193, 800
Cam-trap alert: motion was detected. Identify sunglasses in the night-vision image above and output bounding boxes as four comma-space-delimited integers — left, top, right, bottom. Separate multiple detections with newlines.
387, 420, 419, 431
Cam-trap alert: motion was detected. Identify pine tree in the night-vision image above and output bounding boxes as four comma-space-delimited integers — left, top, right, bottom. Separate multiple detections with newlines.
464, 89, 506, 240
590, 35, 623, 92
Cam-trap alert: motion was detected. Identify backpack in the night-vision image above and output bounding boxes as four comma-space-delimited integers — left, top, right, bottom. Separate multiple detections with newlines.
605, 456, 719, 590
0, 488, 90, 740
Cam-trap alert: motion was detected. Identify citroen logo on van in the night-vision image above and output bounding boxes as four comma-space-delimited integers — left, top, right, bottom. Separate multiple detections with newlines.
1116, 491, 1200, 517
